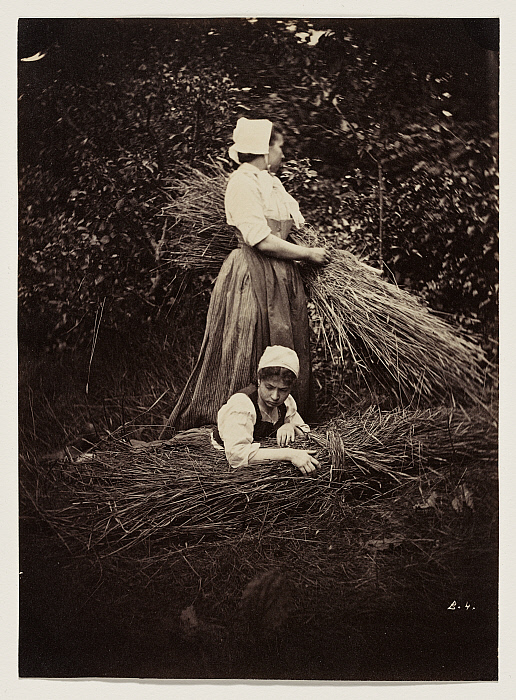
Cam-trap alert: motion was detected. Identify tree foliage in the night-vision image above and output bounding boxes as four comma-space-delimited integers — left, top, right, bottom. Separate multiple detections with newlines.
18, 18, 498, 355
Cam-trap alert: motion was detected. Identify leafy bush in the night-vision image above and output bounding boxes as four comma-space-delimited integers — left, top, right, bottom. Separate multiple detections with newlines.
18, 18, 498, 357
384, 128, 498, 333
19, 22, 241, 344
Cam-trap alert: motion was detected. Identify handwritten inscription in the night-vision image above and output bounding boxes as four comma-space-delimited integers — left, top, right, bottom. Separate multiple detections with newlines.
448, 600, 475, 610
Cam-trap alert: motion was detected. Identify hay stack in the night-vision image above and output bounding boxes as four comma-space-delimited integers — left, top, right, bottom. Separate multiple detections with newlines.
160, 163, 491, 407
31, 407, 497, 558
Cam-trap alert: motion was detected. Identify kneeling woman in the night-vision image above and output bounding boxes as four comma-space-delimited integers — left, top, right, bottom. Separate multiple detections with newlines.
213, 346, 319, 476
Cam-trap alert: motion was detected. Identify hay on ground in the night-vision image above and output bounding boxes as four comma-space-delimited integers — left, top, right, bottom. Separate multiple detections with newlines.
28, 406, 497, 559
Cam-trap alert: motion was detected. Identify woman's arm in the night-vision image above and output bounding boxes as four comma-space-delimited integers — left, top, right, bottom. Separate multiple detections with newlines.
219, 395, 318, 474
219, 397, 260, 468
256, 234, 330, 265
278, 396, 310, 445
225, 171, 330, 264
248, 446, 319, 475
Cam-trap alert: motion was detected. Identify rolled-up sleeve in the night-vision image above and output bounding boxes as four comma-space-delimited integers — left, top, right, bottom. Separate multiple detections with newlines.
217, 394, 261, 468
225, 172, 272, 247
284, 395, 310, 434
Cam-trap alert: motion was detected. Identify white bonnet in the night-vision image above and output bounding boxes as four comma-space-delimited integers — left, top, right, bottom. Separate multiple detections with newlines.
258, 345, 299, 378
228, 117, 273, 164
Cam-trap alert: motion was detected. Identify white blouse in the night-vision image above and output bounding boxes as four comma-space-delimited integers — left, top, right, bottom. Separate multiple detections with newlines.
224, 163, 305, 247
217, 392, 310, 469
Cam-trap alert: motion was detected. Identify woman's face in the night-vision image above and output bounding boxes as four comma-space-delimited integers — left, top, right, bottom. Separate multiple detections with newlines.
267, 134, 284, 173
257, 376, 291, 410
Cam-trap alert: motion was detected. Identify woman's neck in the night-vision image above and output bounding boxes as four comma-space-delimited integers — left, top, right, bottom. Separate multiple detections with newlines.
257, 396, 279, 423
249, 155, 268, 171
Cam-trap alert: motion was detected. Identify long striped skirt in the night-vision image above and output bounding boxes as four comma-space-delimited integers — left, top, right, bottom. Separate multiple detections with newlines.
166, 245, 314, 429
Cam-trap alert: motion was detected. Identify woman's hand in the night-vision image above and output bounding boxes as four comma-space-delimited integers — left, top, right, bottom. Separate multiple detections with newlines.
255, 235, 331, 266
288, 449, 319, 475
276, 423, 297, 447
308, 247, 331, 266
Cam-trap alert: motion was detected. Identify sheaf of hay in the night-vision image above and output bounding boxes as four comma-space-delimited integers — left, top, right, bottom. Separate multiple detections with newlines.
159, 162, 493, 408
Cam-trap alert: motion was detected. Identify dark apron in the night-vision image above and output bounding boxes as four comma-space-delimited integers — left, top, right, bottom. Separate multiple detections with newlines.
213, 384, 287, 447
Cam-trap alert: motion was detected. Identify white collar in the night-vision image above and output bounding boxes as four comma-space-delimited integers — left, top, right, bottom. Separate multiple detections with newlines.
239, 162, 270, 175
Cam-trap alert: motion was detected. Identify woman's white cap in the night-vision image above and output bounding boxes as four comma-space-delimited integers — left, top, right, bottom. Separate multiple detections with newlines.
228, 117, 273, 164
258, 345, 299, 377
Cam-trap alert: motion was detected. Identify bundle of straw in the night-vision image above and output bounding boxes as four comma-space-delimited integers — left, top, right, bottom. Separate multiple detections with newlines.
33, 407, 496, 557
315, 405, 497, 482
161, 162, 237, 273
299, 237, 490, 406
160, 162, 491, 407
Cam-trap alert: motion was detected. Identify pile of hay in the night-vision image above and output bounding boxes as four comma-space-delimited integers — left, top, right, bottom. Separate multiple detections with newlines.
160, 163, 492, 407
29, 406, 497, 559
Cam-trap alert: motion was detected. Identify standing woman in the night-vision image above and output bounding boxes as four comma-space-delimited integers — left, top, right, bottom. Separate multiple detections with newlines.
167, 117, 330, 429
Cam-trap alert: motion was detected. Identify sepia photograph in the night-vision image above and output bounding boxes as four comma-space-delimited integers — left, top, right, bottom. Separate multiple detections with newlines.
17, 12, 499, 683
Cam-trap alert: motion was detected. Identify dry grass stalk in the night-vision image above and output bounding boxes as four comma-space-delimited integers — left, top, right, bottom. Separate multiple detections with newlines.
160, 163, 492, 407
31, 407, 496, 558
